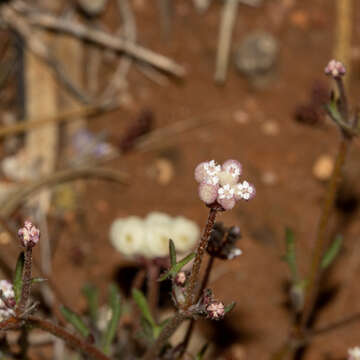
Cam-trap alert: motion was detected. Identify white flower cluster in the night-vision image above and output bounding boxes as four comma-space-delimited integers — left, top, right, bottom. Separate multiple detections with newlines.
349, 347, 360, 360
110, 212, 200, 258
0, 280, 14, 322
195, 159, 255, 210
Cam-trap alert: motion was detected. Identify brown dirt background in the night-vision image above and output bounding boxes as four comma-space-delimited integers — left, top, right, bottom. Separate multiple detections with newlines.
3, 0, 360, 359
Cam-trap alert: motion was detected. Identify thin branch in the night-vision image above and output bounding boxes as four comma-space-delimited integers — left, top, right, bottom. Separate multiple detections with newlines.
0, 101, 119, 139
0, 167, 128, 217
2, 6, 91, 104
27, 316, 111, 360
214, 0, 239, 84
20, 9, 185, 77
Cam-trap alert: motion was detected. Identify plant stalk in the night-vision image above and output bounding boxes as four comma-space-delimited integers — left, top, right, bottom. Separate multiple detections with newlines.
300, 137, 350, 330
185, 207, 218, 308
27, 316, 111, 360
17, 247, 33, 315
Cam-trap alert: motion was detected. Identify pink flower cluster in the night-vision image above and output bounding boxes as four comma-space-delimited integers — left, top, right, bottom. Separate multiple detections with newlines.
195, 159, 255, 210
0, 280, 15, 321
18, 221, 40, 248
206, 301, 225, 320
324, 59, 346, 78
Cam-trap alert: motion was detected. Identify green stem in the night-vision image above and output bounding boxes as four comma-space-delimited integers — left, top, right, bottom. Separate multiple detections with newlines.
300, 137, 350, 330
142, 313, 186, 360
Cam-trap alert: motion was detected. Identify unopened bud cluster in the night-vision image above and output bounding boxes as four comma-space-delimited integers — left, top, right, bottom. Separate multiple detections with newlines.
324, 59, 346, 78
18, 221, 40, 248
0, 280, 15, 321
195, 160, 255, 210
207, 222, 242, 260
192, 289, 227, 321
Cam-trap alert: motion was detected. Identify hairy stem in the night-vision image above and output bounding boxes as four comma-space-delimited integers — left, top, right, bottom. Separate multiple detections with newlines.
300, 137, 350, 330
185, 207, 218, 307
27, 316, 110, 360
17, 247, 33, 315
179, 256, 215, 358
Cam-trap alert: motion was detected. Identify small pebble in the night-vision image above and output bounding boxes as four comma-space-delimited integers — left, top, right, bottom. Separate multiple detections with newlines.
313, 154, 334, 181
261, 120, 279, 136
233, 110, 250, 124
261, 171, 278, 185
290, 10, 309, 29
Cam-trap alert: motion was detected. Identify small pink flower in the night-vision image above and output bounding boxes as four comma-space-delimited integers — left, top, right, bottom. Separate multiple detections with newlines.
195, 159, 255, 210
324, 59, 346, 78
175, 271, 187, 286
18, 221, 40, 248
199, 183, 218, 204
217, 184, 234, 200
234, 181, 255, 201
0, 280, 14, 309
204, 160, 221, 177
222, 159, 242, 180
206, 301, 225, 320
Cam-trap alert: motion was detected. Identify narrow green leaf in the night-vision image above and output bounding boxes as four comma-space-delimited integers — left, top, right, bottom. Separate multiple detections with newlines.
169, 239, 177, 266
173, 253, 195, 273
102, 284, 122, 355
31, 278, 47, 284
321, 235, 343, 270
282, 228, 298, 282
82, 283, 99, 323
224, 302, 236, 314
13, 252, 24, 304
132, 288, 155, 327
195, 344, 209, 360
60, 306, 90, 338
159, 252, 196, 282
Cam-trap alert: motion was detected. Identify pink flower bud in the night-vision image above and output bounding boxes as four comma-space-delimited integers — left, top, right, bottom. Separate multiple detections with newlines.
206, 301, 225, 320
199, 183, 218, 204
217, 197, 236, 210
174, 271, 187, 286
324, 59, 346, 78
18, 221, 40, 248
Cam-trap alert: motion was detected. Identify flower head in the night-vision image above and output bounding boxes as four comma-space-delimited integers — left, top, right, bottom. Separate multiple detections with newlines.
172, 216, 199, 253
324, 59, 346, 78
206, 301, 225, 320
18, 221, 40, 248
109, 217, 145, 257
195, 159, 255, 210
349, 347, 360, 360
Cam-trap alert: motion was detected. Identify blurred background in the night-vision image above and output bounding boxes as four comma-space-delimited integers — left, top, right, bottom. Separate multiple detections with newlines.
0, 0, 360, 359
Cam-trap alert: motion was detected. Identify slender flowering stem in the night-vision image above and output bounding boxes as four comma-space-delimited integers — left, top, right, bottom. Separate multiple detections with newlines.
17, 247, 33, 315
184, 207, 218, 308
179, 255, 216, 358
300, 137, 350, 330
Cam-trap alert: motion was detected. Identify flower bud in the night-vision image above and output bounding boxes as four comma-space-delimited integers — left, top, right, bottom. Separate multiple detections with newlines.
324, 59, 346, 78
206, 301, 225, 320
18, 221, 40, 248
